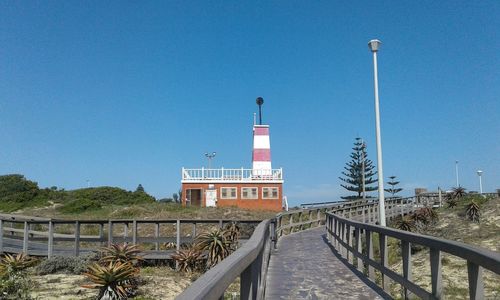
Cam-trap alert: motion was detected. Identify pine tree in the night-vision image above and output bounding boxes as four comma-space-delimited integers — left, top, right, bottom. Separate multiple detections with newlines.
135, 184, 145, 193
339, 138, 378, 199
384, 176, 403, 198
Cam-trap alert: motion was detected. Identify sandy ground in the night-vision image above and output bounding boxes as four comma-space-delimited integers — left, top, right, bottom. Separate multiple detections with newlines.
30, 267, 193, 300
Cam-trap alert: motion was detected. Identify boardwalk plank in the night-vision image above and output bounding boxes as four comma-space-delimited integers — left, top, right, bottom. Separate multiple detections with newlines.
265, 227, 389, 300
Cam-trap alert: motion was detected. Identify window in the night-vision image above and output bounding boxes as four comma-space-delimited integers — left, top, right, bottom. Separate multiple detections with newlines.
262, 187, 279, 199
220, 187, 237, 199
241, 187, 258, 199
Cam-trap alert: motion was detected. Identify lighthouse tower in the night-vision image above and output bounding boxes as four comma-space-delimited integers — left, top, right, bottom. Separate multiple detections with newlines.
252, 97, 272, 175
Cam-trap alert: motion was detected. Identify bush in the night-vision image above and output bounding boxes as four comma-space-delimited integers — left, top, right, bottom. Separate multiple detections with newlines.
0, 253, 36, 300
58, 199, 102, 214
36, 253, 98, 275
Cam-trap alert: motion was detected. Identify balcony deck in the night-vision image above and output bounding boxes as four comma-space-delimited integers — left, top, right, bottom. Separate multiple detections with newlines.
181, 168, 283, 183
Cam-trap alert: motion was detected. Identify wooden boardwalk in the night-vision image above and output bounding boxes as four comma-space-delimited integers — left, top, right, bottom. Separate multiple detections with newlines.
265, 227, 390, 300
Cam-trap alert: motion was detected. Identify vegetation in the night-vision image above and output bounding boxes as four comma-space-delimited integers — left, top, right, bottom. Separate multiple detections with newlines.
384, 176, 403, 198
35, 254, 98, 275
196, 229, 232, 268
100, 243, 143, 265
339, 138, 377, 199
0, 253, 37, 300
83, 261, 139, 300
171, 248, 206, 273
392, 216, 415, 232
465, 200, 480, 223
0, 174, 156, 213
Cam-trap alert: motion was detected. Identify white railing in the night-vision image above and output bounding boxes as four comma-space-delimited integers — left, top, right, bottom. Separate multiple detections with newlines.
181, 168, 283, 182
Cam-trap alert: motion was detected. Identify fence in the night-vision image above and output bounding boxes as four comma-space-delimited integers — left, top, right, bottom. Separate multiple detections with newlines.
326, 211, 500, 300
0, 214, 261, 259
176, 219, 275, 300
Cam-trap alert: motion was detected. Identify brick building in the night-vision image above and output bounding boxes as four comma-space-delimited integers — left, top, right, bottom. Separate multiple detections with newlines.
181, 122, 284, 212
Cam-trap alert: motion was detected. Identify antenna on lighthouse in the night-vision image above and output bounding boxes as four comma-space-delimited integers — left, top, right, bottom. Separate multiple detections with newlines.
256, 97, 264, 125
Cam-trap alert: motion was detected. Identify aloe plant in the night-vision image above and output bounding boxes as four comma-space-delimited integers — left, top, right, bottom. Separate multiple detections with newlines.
100, 243, 143, 265
171, 247, 206, 273
466, 201, 480, 223
394, 216, 415, 232
451, 186, 467, 199
196, 229, 232, 268
223, 222, 241, 250
0, 253, 37, 276
82, 261, 139, 300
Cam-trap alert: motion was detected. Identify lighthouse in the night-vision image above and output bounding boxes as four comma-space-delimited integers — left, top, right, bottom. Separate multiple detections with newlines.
252, 97, 272, 175
180, 97, 284, 211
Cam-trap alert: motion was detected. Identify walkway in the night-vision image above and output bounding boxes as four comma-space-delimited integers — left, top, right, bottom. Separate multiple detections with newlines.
265, 227, 389, 300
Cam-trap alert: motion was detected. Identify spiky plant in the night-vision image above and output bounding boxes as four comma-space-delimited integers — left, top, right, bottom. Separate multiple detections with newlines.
394, 216, 415, 232
171, 247, 206, 273
223, 222, 241, 250
447, 198, 458, 208
451, 186, 467, 199
466, 201, 480, 223
196, 229, 232, 268
100, 243, 143, 265
0, 253, 37, 276
82, 261, 139, 300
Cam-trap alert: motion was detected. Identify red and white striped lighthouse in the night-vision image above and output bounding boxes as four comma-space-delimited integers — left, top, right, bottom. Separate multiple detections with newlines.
252, 125, 272, 172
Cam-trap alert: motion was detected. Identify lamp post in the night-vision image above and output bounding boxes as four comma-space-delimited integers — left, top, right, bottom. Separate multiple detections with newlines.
368, 39, 386, 226
477, 170, 483, 195
455, 160, 460, 187
205, 152, 216, 169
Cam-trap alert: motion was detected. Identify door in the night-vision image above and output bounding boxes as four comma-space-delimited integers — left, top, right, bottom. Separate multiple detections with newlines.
187, 189, 202, 207
205, 189, 217, 207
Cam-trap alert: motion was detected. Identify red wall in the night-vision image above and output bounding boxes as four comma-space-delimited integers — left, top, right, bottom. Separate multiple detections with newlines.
182, 182, 283, 212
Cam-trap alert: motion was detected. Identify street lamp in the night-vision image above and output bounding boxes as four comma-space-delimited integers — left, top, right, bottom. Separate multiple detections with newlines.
368, 39, 386, 226
205, 152, 216, 169
477, 170, 483, 194
455, 160, 460, 187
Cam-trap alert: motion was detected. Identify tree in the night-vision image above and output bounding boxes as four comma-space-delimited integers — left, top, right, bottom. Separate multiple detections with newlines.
339, 138, 377, 199
172, 193, 179, 203
135, 184, 145, 193
385, 176, 403, 198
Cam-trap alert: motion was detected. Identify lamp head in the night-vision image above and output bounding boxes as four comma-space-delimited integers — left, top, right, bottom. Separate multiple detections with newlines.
256, 97, 264, 106
368, 39, 382, 52
477, 170, 483, 176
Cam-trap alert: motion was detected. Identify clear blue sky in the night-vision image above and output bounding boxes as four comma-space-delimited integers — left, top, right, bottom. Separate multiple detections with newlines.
1, 1, 498, 206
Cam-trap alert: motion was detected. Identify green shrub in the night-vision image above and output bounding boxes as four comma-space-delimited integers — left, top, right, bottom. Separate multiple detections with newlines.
58, 199, 102, 214
0, 272, 34, 300
35, 253, 98, 275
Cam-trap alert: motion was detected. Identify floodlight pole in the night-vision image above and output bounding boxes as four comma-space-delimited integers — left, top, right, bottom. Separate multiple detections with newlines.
205, 152, 216, 169
368, 39, 386, 226
455, 160, 460, 187
477, 170, 483, 195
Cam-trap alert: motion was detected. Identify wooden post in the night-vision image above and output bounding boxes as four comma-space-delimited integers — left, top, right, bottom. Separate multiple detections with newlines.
467, 262, 484, 300
355, 228, 362, 271
108, 220, 113, 246
362, 206, 366, 223
192, 223, 197, 240
366, 230, 375, 280
176, 220, 181, 251
317, 209, 321, 226
240, 260, 257, 300
379, 233, 389, 291
289, 214, 294, 234
0, 220, 3, 253
23, 221, 29, 254
99, 223, 104, 246
430, 248, 442, 299
219, 219, 223, 229
402, 241, 412, 299
123, 222, 129, 240
155, 222, 160, 251
132, 220, 137, 245
48, 221, 54, 258
347, 224, 352, 264
74, 221, 81, 256
368, 206, 372, 223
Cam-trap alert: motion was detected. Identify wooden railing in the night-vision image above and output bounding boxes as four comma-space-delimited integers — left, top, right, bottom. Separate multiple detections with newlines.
176, 219, 275, 300
326, 212, 500, 300
0, 215, 261, 259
